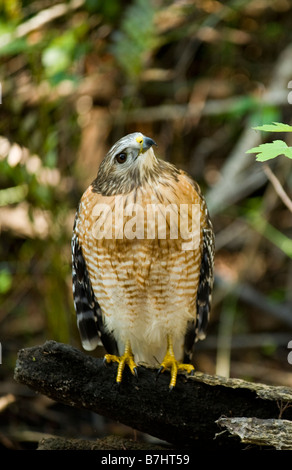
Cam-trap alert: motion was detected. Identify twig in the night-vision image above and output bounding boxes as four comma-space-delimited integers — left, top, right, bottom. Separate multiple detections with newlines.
263, 164, 292, 213
114, 94, 289, 126
277, 400, 292, 419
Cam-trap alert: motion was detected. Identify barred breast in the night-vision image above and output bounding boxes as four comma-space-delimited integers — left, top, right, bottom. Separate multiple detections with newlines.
75, 172, 208, 364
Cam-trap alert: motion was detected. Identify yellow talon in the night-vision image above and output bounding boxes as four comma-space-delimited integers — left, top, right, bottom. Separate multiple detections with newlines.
158, 335, 194, 389
104, 340, 138, 384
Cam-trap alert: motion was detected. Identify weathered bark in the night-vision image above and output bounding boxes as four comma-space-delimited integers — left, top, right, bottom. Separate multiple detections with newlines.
14, 341, 292, 449
217, 417, 292, 450
37, 435, 167, 451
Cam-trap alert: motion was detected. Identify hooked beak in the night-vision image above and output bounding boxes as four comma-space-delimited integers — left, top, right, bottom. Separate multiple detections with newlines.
142, 136, 157, 152
136, 135, 157, 154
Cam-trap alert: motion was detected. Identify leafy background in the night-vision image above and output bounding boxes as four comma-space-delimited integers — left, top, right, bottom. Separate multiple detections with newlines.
0, 0, 292, 449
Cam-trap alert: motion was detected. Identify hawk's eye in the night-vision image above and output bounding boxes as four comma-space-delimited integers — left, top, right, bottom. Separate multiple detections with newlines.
116, 153, 127, 164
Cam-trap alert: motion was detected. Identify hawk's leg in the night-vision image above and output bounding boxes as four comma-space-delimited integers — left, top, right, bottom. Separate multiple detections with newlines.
158, 335, 194, 389
104, 340, 138, 384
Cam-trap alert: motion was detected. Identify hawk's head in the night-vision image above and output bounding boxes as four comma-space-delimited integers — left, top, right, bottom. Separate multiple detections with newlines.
93, 132, 159, 195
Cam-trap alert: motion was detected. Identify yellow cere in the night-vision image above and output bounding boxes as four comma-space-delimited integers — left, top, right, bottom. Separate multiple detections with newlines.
136, 136, 143, 144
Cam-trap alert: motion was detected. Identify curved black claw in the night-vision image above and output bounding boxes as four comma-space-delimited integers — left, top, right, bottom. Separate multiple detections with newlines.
133, 367, 138, 379
103, 357, 109, 367
156, 366, 164, 381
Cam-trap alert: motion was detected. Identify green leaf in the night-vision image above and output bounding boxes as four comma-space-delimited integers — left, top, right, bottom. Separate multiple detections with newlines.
246, 140, 292, 161
253, 122, 292, 132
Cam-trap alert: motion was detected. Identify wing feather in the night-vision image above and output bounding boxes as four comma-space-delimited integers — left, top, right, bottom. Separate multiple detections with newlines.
71, 215, 118, 355
181, 172, 215, 362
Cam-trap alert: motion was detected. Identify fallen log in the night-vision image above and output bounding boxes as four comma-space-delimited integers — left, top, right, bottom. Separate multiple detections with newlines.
14, 340, 292, 449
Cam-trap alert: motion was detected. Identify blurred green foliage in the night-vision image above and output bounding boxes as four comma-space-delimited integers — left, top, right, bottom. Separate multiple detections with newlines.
111, 0, 158, 84
42, 25, 89, 85
0, 268, 13, 294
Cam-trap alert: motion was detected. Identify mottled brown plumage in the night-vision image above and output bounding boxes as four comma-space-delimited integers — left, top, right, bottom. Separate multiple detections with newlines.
72, 132, 214, 388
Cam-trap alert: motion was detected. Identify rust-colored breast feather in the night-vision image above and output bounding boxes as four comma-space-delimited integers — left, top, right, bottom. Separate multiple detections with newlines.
73, 168, 214, 365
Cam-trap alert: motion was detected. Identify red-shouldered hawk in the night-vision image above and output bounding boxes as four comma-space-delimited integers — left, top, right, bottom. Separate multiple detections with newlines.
72, 133, 214, 389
